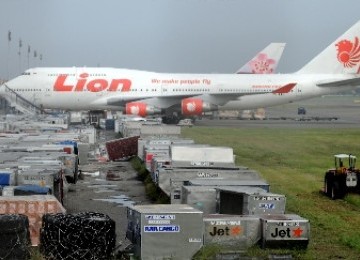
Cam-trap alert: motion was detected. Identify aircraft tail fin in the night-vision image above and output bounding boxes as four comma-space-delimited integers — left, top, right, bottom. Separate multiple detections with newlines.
297, 20, 360, 74
236, 43, 286, 74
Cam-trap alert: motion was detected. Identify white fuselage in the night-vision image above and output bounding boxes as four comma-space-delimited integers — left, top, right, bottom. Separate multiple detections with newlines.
0, 67, 357, 112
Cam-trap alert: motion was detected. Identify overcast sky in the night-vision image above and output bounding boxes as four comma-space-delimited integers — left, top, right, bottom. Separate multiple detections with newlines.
1, 0, 360, 79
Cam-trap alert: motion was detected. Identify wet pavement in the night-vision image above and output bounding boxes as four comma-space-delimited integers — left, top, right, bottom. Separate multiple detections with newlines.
63, 149, 151, 252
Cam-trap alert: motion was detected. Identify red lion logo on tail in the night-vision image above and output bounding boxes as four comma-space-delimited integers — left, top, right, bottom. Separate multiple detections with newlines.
336, 37, 360, 68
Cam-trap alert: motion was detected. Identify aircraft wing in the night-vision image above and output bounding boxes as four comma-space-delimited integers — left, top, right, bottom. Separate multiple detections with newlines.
316, 77, 360, 87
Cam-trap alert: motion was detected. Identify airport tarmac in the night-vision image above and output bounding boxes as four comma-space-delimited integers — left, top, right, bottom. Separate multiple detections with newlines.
196, 95, 360, 128
63, 131, 152, 253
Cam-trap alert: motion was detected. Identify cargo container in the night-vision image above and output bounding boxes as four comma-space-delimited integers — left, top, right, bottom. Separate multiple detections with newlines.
216, 186, 285, 215
105, 136, 140, 161
77, 143, 90, 165
138, 138, 171, 160
144, 147, 170, 171
180, 185, 217, 213
170, 145, 235, 168
17, 167, 64, 202
126, 204, 203, 260
140, 124, 181, 137
122, 121, 142, 137
189, 179, 269, 192
181, 185, 268, 214
203, 214, 261, 249
157, 168, 263, 196
259, 214, 310, 248
138, 138, 195, 161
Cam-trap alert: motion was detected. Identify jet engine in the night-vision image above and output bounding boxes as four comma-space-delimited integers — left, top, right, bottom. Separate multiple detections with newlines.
181, 98, 218, 116
125, 102, 161, 117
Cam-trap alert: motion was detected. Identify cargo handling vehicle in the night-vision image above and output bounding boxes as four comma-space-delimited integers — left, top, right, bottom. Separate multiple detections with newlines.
324, 154, 360, 199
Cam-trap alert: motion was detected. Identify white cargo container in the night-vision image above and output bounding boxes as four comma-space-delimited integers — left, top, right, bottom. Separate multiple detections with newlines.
140, 124, 181, 137
126, 204, 203, 260
216, 186, 286, 215
189, 179, 269, 192
157, 168, 260, 196
203, 214, 261, 249
260, 214, 310, 248
170, 145, 235, 168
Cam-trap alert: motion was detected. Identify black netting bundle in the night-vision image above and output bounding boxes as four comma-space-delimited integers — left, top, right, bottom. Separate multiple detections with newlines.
40, 212, 116, 260
0, 214, 30, 260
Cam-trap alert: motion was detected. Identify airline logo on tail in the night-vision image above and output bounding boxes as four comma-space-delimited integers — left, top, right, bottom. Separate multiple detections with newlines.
248, 53, 276, 74
336, 37, 360, 71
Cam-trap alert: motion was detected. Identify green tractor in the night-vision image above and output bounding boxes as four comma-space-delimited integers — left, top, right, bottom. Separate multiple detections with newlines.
324, 154, 360, 199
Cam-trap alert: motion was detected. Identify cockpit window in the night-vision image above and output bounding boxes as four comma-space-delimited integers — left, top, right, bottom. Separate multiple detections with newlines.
21, 72, 31, 75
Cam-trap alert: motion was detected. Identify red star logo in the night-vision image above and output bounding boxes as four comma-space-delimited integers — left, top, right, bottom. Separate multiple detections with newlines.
230, 226, 242, 236
292, 227, 303, 237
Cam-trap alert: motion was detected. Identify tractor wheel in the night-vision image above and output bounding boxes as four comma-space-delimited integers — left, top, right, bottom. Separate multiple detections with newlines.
331, 175, 347, 200
324, 172, 333, 198
356, 172, 360, 193
330, 180, 339, 200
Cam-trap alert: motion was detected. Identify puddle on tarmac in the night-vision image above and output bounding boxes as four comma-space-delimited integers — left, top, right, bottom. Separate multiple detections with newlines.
92, 195, 135, 207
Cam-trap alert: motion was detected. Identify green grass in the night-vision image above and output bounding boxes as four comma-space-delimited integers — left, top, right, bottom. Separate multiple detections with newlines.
181, 127, 360, 260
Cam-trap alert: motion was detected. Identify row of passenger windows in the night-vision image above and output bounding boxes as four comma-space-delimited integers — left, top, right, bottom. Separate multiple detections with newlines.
9, 89, 49, 92
21, 73, 109, 77
9, 88, 293, 93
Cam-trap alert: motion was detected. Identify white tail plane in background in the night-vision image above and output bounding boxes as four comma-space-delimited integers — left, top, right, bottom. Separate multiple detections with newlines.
236, 42, 286, 74
1, 20, 360, 117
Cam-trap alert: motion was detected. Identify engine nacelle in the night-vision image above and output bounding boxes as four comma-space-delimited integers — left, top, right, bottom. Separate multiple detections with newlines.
181, 98, 218, 116
125, 102, 161, 117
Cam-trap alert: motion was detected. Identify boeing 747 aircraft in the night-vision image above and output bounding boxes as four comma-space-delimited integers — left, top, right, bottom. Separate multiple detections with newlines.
1, 20, 360, 118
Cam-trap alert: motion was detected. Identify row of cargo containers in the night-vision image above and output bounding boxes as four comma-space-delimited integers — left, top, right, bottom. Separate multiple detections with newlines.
0, 167, 67, 203
126, 204, 310, 260
134, 135, 310, 256
0, 150, 79, 184
0, 131, 93, 159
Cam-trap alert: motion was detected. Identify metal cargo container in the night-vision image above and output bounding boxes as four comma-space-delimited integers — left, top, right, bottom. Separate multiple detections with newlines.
19, 153, 78, 183
138, 137, 195, 161
203, 214, 261, 249
216, 187, 285, 215
138, 138, 171, 161
157, 168, 263, 196
122, 121, 142, 137
180, 185, 217, 213
170, 178, 188, 204
140, 124, 181, 137
170, 145, 235, 168
189, 179, 269, 192
144, 147, 170, 171
182, 185, 268, 214
150, 156, 171, 182
16, 168, 63, 202
77, 142, 90, 165
126, 204, 203, 260
260, 214, 310, 248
